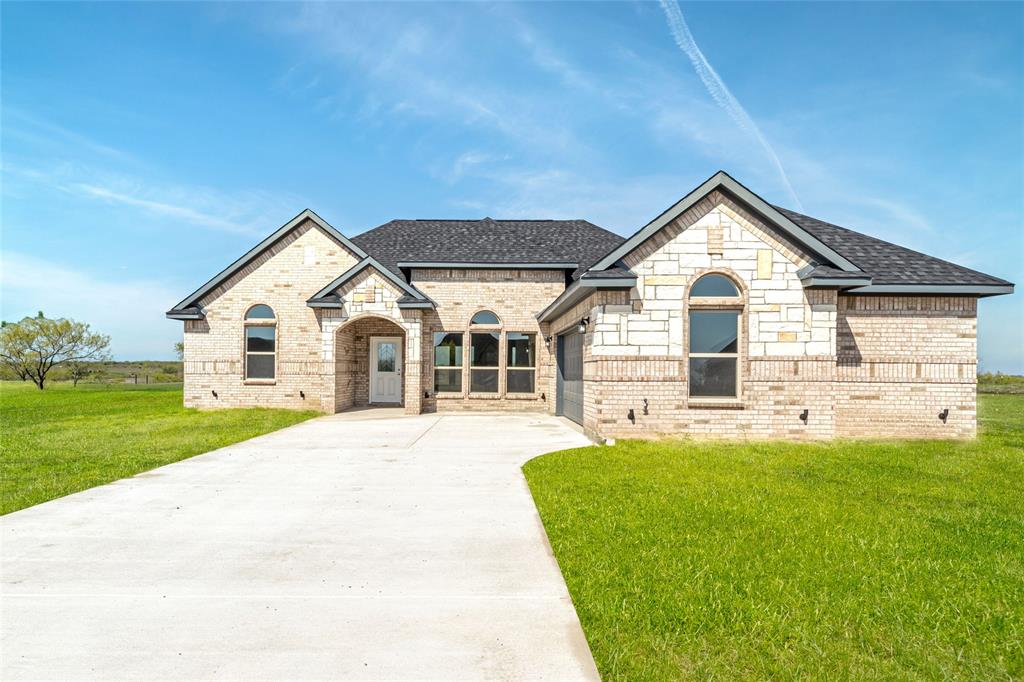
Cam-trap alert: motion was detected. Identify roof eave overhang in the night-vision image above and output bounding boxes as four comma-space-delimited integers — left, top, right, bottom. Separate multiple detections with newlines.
170, 209, 368, 312
844, 283, 1015, 297
396, 300, 436, 309
801, 277, 874, 289
165, 309, 205, 320
397, 261, 578, 270
536, 276, 637, 323
307, 257, 431, 305
587, 171, 861, 275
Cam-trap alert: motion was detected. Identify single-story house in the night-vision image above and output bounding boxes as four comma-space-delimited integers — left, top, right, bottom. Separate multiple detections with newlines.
167, 171, 1013, 440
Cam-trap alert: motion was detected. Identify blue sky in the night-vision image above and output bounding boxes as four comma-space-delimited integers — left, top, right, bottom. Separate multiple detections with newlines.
2, 2, 1021, 371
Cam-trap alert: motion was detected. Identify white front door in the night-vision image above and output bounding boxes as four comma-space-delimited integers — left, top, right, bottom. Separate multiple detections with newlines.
369, 336, 403, 404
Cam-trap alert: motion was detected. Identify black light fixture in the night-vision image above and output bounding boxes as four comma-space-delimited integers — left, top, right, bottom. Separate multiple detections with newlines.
627, 408, 635, 423
424, 390, 430, 399
541, 392, 546, 401
938, 408, 949, 423
642, 398, 649, 415
578, 317, 590, 334
300, 390, 305, 399
211, 390, 218, 398
799, 409, 809, 424
544, 335, 552, 349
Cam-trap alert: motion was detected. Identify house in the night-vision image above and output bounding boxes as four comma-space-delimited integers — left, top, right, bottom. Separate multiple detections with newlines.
167, 171, 1013, 440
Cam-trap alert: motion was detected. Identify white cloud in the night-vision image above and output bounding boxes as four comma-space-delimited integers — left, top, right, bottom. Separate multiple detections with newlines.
3, 161, 306, 236
0, 251, 183, 359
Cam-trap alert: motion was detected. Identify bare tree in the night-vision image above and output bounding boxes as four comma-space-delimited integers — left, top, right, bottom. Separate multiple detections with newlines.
174, 341, 184, 361
0, 313, 111, 389
67, 360, 93, 387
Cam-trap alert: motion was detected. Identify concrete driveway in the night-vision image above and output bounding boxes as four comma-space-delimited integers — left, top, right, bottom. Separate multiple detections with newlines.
1, 411, 598, 680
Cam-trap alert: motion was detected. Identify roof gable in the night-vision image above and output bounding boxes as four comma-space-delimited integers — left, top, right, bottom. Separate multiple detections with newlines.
590, 171, 861, 273
167, 209, 367, 317
306, 257, 432, 309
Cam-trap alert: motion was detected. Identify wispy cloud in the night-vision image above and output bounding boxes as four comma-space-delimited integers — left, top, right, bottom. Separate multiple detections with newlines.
67, 182, 259, 234
3, 160, 305, 236
0, 251, 182, 359
658, 0, 803, 211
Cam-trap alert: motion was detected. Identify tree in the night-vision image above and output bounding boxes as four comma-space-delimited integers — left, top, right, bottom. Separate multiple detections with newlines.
174, 341, 184, 361
67, 360, 93, 387
0, 313, 111, 390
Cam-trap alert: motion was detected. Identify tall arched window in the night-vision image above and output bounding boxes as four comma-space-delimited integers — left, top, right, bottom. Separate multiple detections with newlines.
687, 274, 742, 398
244, 304, 276, 380
469, 310, 501, 393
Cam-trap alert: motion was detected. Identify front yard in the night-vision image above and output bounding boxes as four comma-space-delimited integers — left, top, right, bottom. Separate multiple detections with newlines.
0, 382, 318, 515
525, 394, 1024, 680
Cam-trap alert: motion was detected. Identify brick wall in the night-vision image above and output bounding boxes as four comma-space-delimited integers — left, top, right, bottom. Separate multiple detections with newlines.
411, 268, 564, 413
334, 316, 408, 410
833, 295, 977, 438
575, 195, 978, 441
182, 220, 359, 410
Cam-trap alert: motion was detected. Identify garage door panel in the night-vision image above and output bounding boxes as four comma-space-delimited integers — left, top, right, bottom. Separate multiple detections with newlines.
557, 331, 583, 425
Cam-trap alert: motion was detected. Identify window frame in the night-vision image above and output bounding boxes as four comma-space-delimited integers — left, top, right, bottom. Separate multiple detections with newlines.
505, 332, 537, 395
686, 273, 744, 402
469, 331, 500, 394
432, 331, 464, 395
243, 304, 277, 383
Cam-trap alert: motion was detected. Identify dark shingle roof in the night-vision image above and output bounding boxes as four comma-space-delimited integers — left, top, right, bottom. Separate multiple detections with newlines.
351, 218, 624, 281
774, 206, 1012, 287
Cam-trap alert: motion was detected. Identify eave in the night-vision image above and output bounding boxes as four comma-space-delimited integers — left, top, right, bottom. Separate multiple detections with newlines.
536, 274, 637, 323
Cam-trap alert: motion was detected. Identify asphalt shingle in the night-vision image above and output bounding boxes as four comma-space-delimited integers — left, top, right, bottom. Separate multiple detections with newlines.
351, 218, 625, 281
775, 206, 1011, 287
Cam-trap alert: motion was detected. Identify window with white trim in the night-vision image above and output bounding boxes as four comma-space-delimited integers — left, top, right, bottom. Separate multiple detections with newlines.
687, 275, 742, 398
244, 305, 276, 380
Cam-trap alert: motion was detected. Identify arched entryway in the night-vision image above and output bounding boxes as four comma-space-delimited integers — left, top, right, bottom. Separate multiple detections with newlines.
334, 314, 408, 412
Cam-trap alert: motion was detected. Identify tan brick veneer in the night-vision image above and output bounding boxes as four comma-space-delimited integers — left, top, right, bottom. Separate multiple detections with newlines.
411, 268, 564, 413
546, 194, 978, 441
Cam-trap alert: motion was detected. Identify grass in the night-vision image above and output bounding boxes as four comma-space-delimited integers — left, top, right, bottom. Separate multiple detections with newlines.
0, 382, 318, 515
525, 394, 1024, 680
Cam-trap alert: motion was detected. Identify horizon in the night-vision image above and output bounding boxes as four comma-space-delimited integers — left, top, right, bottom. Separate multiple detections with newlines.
2, 2, 1021, 371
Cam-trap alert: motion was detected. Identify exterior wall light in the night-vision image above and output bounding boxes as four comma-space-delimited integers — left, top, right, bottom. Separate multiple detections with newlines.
938, 408, 949, 423
300, 391, 305, 399
578, 317, 590, 334
799, 409, 809, 423
211, 390, 218, 398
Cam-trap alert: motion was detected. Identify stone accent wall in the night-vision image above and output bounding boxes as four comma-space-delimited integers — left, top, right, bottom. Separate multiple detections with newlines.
316, 269, 423, 415
182, 220, 359, 410
576, 195, 978, 441
411, 268, 564, 413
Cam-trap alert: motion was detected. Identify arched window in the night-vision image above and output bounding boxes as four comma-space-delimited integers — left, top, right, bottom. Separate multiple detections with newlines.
244, 305, 276, 380
470, 310, 500, 325
688, 274, 743, 398
469, 310, 501, 393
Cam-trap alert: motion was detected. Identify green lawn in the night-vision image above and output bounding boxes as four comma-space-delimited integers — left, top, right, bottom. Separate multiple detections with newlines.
525, 394, 1024, 680
0, 382, 319, 515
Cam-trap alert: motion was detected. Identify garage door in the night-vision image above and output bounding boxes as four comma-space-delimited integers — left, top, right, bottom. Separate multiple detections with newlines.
557, 330, 584, 425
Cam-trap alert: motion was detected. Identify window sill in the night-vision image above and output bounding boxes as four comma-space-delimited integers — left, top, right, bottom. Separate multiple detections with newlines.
687, 398, 744, 409
468, 393, 501, 400
434, 392, 464, 400
505, 392, 540, 400
244, 379, 277, 386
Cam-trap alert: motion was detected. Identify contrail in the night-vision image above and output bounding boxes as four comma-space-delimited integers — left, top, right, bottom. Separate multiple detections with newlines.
659, 0, 803, 210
